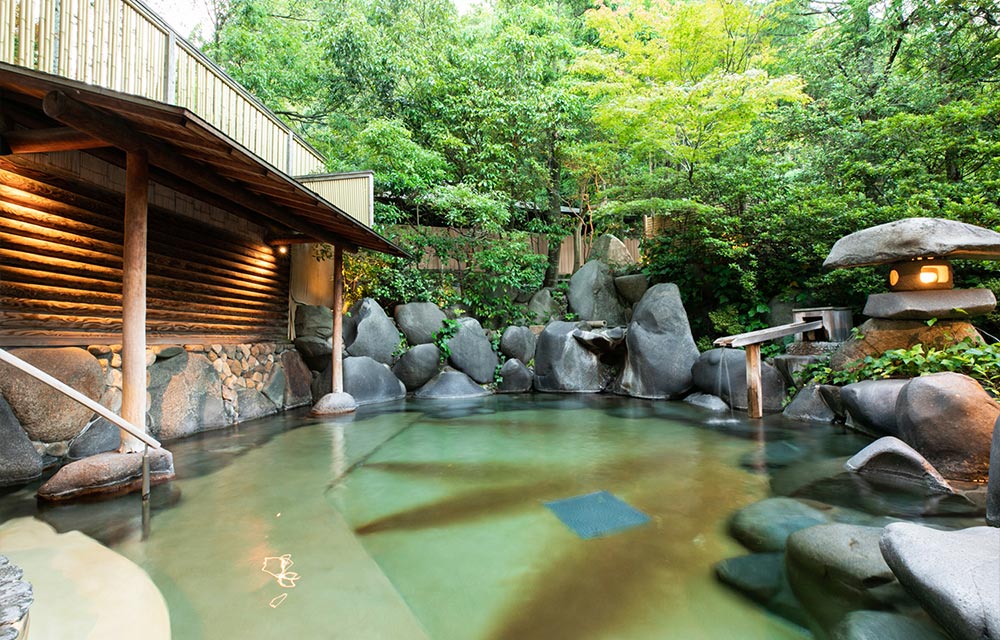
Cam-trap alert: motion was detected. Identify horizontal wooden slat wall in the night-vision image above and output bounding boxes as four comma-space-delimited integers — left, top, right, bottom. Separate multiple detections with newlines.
0, 163, 289, 346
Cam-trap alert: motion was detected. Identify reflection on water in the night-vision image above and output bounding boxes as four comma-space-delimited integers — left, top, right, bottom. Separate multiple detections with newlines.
0, 395, 882, 639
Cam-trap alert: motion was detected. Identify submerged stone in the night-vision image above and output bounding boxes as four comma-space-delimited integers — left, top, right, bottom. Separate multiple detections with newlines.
728, 497, 833, 552
787, 524, 914, 632
684, 392, 730, 412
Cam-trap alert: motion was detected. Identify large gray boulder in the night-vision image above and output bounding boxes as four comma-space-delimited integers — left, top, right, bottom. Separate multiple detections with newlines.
148, 352, 226, 440
67, 419, 121, 461
497, 359, 533, 393
280, 350, 314, 408
0, 396, 42, 486
613, 283, 698, 399
392, 344, 441, 391
293, 336, 333, 372
446, 317, 498, 384
832, 611, 948, 640
844, 436, 955, 495
614, 274, 649, 305
500, 326, 536, 364
897, 372, 1000, 482
989, 416, 1000, 527
414, 369, 490, 399
773, 355, 823, 390
589, 234, 636, 270
533, 321, 613, 393
342, 356, 406, 406
526, 288, 560, 324
787, 524, 913, 632
691, 348, 786, 412
572, 327, 625, 355
841, 379, 910, 437
567, 260, 626, 325
235, 388, 277, 423
0, 347, 104, 443
294, 303, 332, 339
783, 385, 837, 423
684, 392, 730, 412
394, 302, 447, 345
830, 319, 982, 371
343, 298, 400, 365
37, 449, 175, 502
824, 217, 1000, 268
880, 523, 1000, 640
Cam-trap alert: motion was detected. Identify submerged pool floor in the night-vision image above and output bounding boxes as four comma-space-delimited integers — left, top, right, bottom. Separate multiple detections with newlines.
0, 395, 866, 639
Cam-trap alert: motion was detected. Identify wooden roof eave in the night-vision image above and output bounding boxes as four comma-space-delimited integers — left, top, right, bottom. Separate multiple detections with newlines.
0, 62, 408, 258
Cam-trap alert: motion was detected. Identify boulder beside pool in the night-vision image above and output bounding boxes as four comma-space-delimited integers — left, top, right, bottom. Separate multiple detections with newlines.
613, 283, 699, 400
415, 369, 490, 399
844, 437, 955, 495
841, 379, 909, 437
880, 523, 1000, 640
37, 449, 174, 502
497, 359, 533, 393
691, 348, 786, 412
896, 372, 1000, 482
0, 517, 170, 640
533, 321, 613, 393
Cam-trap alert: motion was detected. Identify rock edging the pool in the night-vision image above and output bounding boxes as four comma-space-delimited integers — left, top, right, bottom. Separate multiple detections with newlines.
0, 517, 170, 640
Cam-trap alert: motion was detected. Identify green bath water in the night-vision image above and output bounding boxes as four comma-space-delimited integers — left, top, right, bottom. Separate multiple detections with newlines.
0, 395, 869, 639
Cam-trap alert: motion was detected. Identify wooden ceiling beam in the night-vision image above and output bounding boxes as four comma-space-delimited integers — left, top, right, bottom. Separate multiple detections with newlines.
41, 90, 347, 247
3, 127, 109, 154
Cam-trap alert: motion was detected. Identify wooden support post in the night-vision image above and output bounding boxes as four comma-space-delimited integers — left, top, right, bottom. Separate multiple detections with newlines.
745, 343, 763, 420
331, 244, 344, 394
120, 150, 149, 452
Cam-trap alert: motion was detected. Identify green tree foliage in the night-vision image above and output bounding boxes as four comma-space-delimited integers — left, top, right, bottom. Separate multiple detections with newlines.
205, 0, 1000, 336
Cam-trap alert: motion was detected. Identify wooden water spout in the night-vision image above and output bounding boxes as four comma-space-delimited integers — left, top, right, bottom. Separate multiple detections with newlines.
714, 320, 824, 418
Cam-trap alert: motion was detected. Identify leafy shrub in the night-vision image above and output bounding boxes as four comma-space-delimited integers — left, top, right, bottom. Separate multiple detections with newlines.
432, 318, 461, 363
799, 338, 1000, 396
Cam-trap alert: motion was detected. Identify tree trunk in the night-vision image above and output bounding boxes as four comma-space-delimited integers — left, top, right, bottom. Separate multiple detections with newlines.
542, 130, 563, 288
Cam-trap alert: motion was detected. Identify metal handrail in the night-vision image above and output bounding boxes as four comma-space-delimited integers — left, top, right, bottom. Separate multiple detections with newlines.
0, 348, 160, 449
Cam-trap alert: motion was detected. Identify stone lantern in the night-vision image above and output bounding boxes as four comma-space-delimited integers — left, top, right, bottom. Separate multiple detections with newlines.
824, 218, 1000, 321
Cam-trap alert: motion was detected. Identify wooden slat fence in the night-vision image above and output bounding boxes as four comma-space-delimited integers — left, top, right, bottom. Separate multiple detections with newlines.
1, 0, 324, 177
399, 226, 641, 276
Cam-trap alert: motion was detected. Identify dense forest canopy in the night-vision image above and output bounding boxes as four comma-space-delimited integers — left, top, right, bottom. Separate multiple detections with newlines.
198, 0, 1000, 340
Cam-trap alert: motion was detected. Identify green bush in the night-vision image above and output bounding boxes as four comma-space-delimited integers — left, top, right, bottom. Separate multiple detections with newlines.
800, 338, 1000, 397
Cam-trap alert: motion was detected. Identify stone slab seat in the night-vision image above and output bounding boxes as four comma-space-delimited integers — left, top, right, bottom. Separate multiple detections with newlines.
36, 449, 174, 502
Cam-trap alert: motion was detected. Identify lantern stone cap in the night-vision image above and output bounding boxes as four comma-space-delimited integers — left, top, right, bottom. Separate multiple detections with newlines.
824, 217, 1000, 269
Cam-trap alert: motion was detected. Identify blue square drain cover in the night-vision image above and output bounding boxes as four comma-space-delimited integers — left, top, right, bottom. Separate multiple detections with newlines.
544, 491, 650, 539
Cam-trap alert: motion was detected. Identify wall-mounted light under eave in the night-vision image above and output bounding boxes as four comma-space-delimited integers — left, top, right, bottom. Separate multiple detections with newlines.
888, 258, 953, 291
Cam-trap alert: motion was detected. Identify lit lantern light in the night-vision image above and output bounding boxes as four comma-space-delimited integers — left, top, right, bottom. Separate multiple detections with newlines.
277, 245, 288, 256
888, 259, 953, 291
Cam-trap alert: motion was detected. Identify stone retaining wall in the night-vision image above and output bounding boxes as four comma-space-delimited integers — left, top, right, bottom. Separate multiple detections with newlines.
0, 342, 313, 486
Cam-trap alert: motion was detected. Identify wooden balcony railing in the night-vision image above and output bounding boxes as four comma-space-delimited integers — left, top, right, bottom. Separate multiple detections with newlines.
1, 0, 325, 176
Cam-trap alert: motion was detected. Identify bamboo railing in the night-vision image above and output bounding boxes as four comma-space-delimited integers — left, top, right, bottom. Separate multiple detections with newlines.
1, 0, 324, 176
